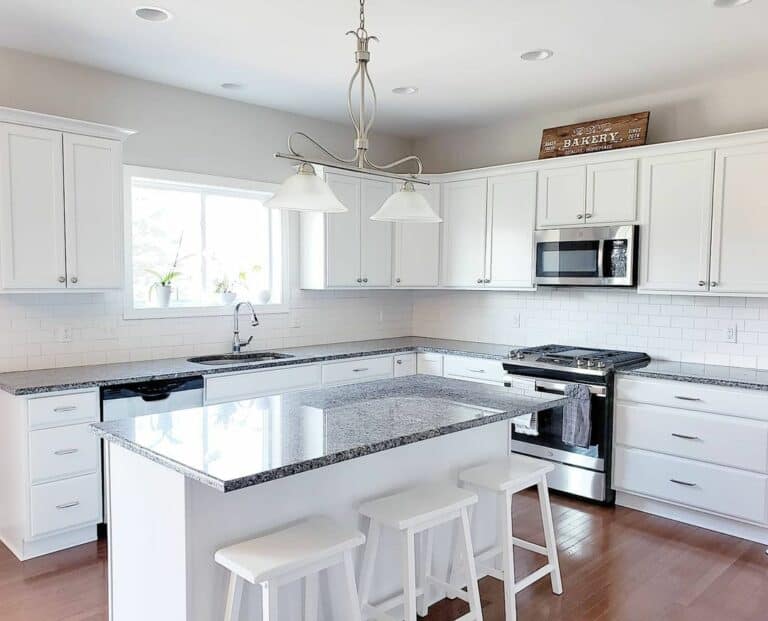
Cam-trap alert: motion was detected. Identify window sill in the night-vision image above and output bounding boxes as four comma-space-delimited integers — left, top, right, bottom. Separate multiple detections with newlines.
124, 303, 288, 320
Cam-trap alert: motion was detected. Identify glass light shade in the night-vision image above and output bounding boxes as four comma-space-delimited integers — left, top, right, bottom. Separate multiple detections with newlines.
370, 181, 442, 223
265, 163, 348, 213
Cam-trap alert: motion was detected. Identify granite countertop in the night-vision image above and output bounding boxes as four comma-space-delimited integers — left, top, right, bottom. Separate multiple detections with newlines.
618, 360, 768, 392
0, 337, 517, 396
92, 375, 566, 492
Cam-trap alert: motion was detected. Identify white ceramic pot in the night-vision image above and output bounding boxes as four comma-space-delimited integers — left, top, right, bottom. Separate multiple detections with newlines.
219, 291, 237, 305
156, 285, 172, 308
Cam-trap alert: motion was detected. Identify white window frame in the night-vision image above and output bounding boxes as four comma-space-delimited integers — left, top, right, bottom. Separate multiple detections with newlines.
123, 165, 288, 320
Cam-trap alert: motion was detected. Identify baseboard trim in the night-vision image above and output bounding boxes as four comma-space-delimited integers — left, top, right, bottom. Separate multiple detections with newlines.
19, 525, 99, 561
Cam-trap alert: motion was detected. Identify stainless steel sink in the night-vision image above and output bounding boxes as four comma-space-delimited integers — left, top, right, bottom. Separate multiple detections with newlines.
187, 352, 294, 366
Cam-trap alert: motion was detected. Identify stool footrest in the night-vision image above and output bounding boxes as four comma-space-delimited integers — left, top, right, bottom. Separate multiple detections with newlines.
362, 603, 399, 621
512, 536, 548, 556
366, 586, 425, 616
427, 576, 470, 603
515, 563, 553, 594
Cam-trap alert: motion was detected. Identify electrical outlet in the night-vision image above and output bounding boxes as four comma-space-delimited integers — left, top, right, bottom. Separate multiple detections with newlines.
725, 323, 738, 344
510, 312, 521, 329
289, 318, 301, 329
378, 310, 384, 322
55, 327, 73, 343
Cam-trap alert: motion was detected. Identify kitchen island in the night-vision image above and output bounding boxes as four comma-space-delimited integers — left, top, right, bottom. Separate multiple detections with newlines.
93, 375, 566, 621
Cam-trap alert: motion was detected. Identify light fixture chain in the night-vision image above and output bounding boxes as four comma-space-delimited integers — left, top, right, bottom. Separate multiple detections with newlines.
359, 0, 366, 34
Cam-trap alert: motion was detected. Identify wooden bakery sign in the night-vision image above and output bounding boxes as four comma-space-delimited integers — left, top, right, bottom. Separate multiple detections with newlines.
539, 112, 650, 159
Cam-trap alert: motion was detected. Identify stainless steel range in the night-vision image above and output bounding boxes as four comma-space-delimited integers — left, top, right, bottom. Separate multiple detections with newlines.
503, 345, 650, 504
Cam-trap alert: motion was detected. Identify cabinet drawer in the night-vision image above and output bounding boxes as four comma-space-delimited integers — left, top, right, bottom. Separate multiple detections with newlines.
444, 355, 505, 384
393, 353, 417, 377
29, 473, 102, 538
205, 364, 321, 405
417, 353, 444, 376
615, 402, 768, 472
30, 423, 100, 484
321, 356, 393, 386
614, 446, 768, 524
616, 376, 768, 420
28, 391, 99, 429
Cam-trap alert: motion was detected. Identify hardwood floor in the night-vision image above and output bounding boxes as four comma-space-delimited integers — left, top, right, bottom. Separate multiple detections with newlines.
1, 492, 765, 620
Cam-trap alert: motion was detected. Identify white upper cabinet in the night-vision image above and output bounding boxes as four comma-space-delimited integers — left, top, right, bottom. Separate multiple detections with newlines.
638, 150, 715, 293
710, 143, 768, 294
63, 134, 123, 289
485, 172, 536, 288
585, 160, 637, 224
359, 178, 393, 287
394, 182, 441, 288
536, 165, 586, 227
324, 173, 362, 287
0, 123, 67, 289
440, 178, 488, 287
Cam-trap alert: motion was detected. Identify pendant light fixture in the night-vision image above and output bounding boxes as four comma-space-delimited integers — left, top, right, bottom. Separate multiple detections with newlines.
266, 0, 441, 223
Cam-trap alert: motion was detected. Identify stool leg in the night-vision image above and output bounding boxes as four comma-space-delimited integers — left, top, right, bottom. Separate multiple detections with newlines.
223, 572, 243, 621
342, 550, 363, 621
538, 476, 563, 595
401, 529, 418, 621
459, 507, 483, 621
499, 491, 516, 621
260, 580, 278, 621
358, 519, 380, 611
418, 528, 434, 616
304, 572, 319, 621
447, 503, 473, 597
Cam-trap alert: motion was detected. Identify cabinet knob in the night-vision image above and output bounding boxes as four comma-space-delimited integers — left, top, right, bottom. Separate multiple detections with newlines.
362, 278, 368, 283
70, 277, 78, 284
356, 278, 362, 283
395, 278, 401, 283
698, 281, 706, 287
476, 278, 483, 284
576, 214, 584, 220
585, 213, 593, 219
710, 281, 718, 287
58, 276, 66, 283
484, 278, 491, 283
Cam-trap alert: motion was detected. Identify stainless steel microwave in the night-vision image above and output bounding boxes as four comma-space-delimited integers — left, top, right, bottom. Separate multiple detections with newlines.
534, 225, 638, 286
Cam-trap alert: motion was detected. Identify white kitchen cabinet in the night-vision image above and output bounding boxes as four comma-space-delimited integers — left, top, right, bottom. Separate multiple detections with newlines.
485, 172, 536, 288
638, 150, 715, 293
300, 172, 393, 289
204, 364, 322, 404
393, 353, 417, 377
443, 355, 506, 385
440, 178, 488, 287
393, 182, 441, 287
710, 142, 768, 294
321, 355, 394, 386
536, 165, 586, 227
0, 109, 133, 292
417, 352, 444, 376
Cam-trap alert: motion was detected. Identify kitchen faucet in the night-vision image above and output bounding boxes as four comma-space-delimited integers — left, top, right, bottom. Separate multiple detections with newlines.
232, 301, 259, 353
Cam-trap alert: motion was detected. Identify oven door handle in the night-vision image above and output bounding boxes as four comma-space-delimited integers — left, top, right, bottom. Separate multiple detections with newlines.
534, 379, 606, 397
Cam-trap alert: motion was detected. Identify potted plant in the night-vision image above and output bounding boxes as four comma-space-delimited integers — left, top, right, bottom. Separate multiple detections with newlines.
147, 234, 185, 308
214, 277, 237, 305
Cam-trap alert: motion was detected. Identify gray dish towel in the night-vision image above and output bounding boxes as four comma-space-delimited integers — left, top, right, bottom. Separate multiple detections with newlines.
562, 383, 592, 448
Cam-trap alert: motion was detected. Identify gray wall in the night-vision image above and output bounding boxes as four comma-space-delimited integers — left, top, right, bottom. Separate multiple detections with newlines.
413, 68, 768, 172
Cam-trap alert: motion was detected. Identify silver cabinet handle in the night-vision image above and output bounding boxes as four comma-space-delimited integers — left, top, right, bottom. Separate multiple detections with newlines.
710, 281, 718, 287
53, 406, 78, 413
674, 395, 702, 402
70, 276, 78, 284
362, 278, 368, 283
54, 448, 79, 456
356, 278, 362, 283
484, 278, 491, 283
58, 276, 66, 283
576, 214, 584, 219
476, 278, 483, 284
669, 479, 697, 487
585, 213, 593, 219
395, 278, 401, 283
698, 281, 706, 287
56, 501, 81, 510
352, 368, 369, 372
396, 359, 403, 365
467, 369, 486, 373
671, 433, 700, 440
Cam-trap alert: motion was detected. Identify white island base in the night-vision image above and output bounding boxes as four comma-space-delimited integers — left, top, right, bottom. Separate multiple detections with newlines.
106, 422, 509, 621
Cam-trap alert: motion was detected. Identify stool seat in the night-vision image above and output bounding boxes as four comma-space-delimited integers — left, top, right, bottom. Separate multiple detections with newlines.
359, 483, 478, 530
459, 454, 554, 493
215, 516, 365, 585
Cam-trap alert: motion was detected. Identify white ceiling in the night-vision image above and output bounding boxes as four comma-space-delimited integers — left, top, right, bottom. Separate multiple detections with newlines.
0, 0, 765, 137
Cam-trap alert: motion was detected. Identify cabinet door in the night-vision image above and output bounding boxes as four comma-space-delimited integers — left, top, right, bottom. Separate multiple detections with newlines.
536, 165, 586, 227
710, 143, 768, 294
325, 173, 361, 287
440, 178, 488, 287
63, 134, 123, 289
638, 151, 714, 293
359, 178, 393, 287
486, 172, 536, 288
0, 123, 66, 289
586, 159, 638, 224
394, 182, 440, 287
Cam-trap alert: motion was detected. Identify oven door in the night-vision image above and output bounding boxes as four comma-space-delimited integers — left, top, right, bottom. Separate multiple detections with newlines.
534, 225, 636, 286
509, 379, 607, 472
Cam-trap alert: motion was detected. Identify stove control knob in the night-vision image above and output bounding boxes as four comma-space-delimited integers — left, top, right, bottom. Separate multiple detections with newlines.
576, 358, 586, 367
597, 361, 607, 369
586, 359, 596, 367
516, 351, 525, 360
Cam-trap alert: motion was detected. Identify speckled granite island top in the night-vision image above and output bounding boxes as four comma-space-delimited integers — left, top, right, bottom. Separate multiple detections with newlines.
618, 360, 768, 392
92, 375, 566, 492
0, 337, 516, 396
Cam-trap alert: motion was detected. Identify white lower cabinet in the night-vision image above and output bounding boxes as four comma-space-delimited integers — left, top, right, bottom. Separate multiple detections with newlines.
29, 473, 102, 538
321, 355, 393, 386
443, 355, 506, 385
393, 353, 417, 377
417, 352, 444, 376
614, 376, 768, 541
204, 364, 322, 404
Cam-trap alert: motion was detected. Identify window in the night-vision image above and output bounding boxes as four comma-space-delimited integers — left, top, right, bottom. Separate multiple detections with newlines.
124, 166, 284, 318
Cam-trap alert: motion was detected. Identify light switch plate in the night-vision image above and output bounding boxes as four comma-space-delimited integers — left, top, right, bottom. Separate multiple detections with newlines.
510, 312, 521, 329
725, 323, 738, 344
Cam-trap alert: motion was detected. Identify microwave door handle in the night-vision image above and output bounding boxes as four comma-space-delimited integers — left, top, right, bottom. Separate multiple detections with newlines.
597, 239, 605, 281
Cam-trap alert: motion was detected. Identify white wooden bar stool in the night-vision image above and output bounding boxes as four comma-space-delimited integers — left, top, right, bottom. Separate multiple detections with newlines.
214, 516, 365, 621
450, 455, 563, 621
357, 483, 483, 621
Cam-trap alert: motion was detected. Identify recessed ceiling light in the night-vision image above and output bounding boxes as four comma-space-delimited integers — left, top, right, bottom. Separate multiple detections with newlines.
392, 86, 419, 95
220, 83, 244, 90
521, 49, 554, 61
134, 6, 173, 22
713, 0, 752, 6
